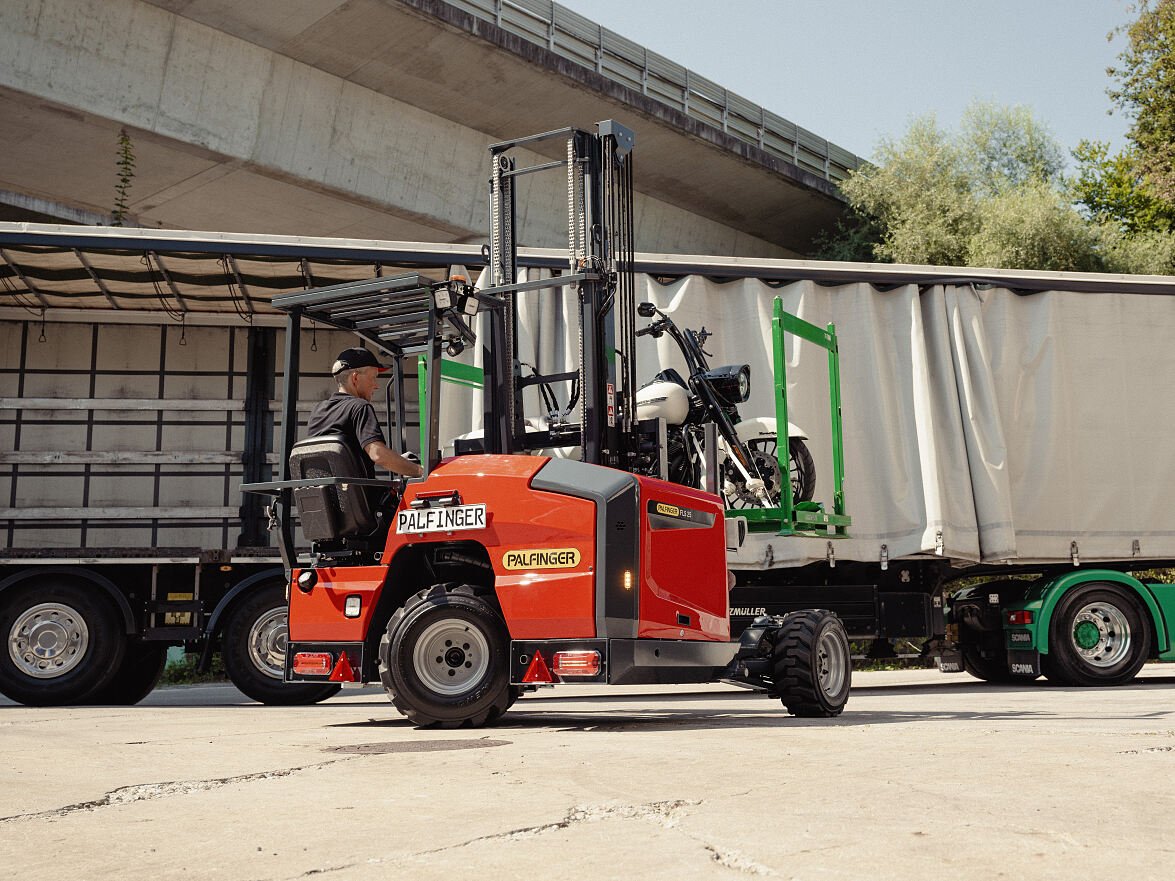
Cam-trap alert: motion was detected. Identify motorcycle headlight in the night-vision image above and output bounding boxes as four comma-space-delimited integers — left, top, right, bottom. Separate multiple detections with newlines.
701, 364, 752, 405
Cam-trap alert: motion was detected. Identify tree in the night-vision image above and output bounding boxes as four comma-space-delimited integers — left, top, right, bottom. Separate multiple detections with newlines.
959, 102, 1066, 196
1069, 139, 1175, 233
836, 114, 976, 265
1108, 0, 1175, 201
969, 179, 1103, 272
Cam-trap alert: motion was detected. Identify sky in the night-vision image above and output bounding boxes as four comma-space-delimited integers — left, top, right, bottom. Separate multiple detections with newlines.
557, 0, 1134, 166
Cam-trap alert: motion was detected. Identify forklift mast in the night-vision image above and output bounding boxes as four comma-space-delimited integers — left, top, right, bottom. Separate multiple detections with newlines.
480, 121, 637, 469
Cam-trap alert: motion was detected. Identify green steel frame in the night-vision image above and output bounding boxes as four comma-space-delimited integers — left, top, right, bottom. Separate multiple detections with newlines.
734, 297, 851, 537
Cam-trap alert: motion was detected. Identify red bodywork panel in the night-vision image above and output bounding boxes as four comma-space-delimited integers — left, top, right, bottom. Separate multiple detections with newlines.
634, 476, 730, 641
288, 455, 730, 648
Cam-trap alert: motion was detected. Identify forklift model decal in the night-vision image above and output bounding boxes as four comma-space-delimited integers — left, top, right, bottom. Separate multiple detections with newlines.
646, 500, 716, 530
396, 503, 487, 534
501, 548, 582, 570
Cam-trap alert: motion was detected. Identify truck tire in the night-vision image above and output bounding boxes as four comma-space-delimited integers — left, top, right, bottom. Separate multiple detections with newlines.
771, 609, 851, 717
379, 584, 518, 728
0, 580, 127, 706
960, 637, 1019, 683
85, 642, 167, 705
1044, 583, 1151, 687
222, 581, 341, 705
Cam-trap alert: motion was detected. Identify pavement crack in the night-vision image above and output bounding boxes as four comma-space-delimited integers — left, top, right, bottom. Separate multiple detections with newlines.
702, 843, 778, 876
293, 799, 704, 877
0, 758, 349, 823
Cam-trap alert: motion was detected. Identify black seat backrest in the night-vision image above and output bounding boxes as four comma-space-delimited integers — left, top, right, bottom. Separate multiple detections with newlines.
288, 434, 376, 541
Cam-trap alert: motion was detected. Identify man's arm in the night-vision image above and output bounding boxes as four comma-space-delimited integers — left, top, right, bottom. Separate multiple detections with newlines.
365, 440, 424, 478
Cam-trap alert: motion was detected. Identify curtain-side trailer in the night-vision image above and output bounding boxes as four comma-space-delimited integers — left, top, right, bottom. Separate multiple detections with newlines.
2, 223, 1174, 706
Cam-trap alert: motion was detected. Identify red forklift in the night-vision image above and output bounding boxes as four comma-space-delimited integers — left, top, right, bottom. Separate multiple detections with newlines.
243, 122, 851, 727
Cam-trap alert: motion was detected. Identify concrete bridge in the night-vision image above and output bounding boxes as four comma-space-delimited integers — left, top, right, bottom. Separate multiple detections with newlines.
0, 0, 861, 257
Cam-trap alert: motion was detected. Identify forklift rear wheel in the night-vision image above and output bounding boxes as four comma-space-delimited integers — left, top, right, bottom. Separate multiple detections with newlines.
222, 581, 341, 705
379, 584, 518, 728
1044, 583, 1151, 686
0, 580, 127, 706
771, 609, 851, 717
84, 642, 168, 705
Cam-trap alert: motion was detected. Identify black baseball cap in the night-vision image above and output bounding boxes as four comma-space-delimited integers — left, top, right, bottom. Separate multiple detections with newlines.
331, 347, 389, 375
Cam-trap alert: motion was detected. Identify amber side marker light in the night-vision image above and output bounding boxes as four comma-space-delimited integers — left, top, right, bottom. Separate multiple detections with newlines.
551, 650, 601, 677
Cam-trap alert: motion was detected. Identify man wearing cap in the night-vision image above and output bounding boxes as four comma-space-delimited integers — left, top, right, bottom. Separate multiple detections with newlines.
306, 347, 424, 480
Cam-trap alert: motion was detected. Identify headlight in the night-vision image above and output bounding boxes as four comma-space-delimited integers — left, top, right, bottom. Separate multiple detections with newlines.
737, 367, 750, 401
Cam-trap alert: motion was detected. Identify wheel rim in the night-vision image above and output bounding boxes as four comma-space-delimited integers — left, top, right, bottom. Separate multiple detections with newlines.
1068, 601, 1131, 668
412, 617, 490, 696
725, 439, 783, 508
247, 607, 288, 680
8, 602, 90, 679
815, 628, 848, 697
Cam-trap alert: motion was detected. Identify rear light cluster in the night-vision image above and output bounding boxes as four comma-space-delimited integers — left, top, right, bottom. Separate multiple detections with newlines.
522, 649, 601, 683
292, 650, 357, 682
1006, 610, 1034, 626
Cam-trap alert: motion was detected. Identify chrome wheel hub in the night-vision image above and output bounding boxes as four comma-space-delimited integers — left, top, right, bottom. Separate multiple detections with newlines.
247, 607, 289, 679
413, 618, 490, 696
8, 603, 89, 679
1069, 602, 1131, 668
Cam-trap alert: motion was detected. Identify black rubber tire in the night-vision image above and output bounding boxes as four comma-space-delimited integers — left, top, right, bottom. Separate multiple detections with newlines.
222, 581, 341, 705
788, 437, 816, 505
960, 634, 1019, 683
379, 584, 517, 728
0, 580, 127, 706
1044, 583, 1151, 687
85, 642, 168, 705
771, 609, 851, 717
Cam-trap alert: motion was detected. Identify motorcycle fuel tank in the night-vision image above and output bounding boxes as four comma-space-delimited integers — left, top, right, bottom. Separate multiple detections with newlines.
635, 380, 690, 425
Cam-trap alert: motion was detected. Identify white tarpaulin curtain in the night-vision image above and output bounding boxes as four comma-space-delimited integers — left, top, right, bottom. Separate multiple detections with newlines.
439, 270, 1175, 569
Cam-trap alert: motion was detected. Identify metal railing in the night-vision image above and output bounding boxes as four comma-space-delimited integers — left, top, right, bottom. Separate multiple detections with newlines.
447, 0, 863, 183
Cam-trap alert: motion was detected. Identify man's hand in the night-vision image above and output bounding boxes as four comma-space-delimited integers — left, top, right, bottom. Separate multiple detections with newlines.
365, 441, 424, 478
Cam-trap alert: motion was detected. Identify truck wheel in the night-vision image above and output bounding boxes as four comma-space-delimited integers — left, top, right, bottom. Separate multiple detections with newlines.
0, 581, 126, 706
222, 582, 341, 705
85, 642, 167, 705
379, 584, 517, 728
1044, 583, 1151, 687
960, 637, 1019, 683
771, 609, 851, 717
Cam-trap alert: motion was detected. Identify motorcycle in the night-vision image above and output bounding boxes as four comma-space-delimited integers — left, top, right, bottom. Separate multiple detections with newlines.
634, 301, 816, 509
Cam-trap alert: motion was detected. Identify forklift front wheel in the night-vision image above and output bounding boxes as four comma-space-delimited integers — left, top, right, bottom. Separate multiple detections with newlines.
771, 609, 851, 717
379, 584, 517, 728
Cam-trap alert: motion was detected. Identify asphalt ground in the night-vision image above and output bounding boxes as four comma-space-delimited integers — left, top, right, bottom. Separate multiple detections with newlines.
2, 666, 1173, 880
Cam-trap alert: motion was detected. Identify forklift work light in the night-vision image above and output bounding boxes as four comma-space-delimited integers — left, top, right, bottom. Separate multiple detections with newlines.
344, 595, 361, 618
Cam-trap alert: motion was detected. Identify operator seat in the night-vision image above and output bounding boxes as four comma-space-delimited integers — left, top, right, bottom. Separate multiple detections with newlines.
288, 434, 379, 542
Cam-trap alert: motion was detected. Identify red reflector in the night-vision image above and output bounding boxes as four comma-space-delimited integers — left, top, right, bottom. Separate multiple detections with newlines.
329, 651, 357, 682
521, 651, 555, 683
292, 652, 332, 675
1006, 610, 1034, 626
552, 650, 601, 677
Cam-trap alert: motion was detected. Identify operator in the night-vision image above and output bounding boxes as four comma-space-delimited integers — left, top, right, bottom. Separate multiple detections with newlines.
306, 347, 424, 480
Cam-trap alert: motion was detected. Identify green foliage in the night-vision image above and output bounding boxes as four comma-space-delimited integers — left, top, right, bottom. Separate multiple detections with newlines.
1108, 0, 1175, 202
969, 178, 1104, 272
959, 101, 1066, 196
838, 113, 976, 265
112, 128, 135, 227
1069, 139, 1175, 232
825, 96, 1175, 274
160, 652, 226, 685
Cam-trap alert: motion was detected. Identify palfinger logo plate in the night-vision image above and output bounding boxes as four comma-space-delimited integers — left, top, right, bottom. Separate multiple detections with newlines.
502, 548, 581, 570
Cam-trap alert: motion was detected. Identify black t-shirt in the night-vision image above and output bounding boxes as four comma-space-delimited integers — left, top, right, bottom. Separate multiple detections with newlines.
305, 391, 386, 479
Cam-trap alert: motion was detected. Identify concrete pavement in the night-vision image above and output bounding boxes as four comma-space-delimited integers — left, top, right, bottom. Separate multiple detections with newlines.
2, 667, 1174, 880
